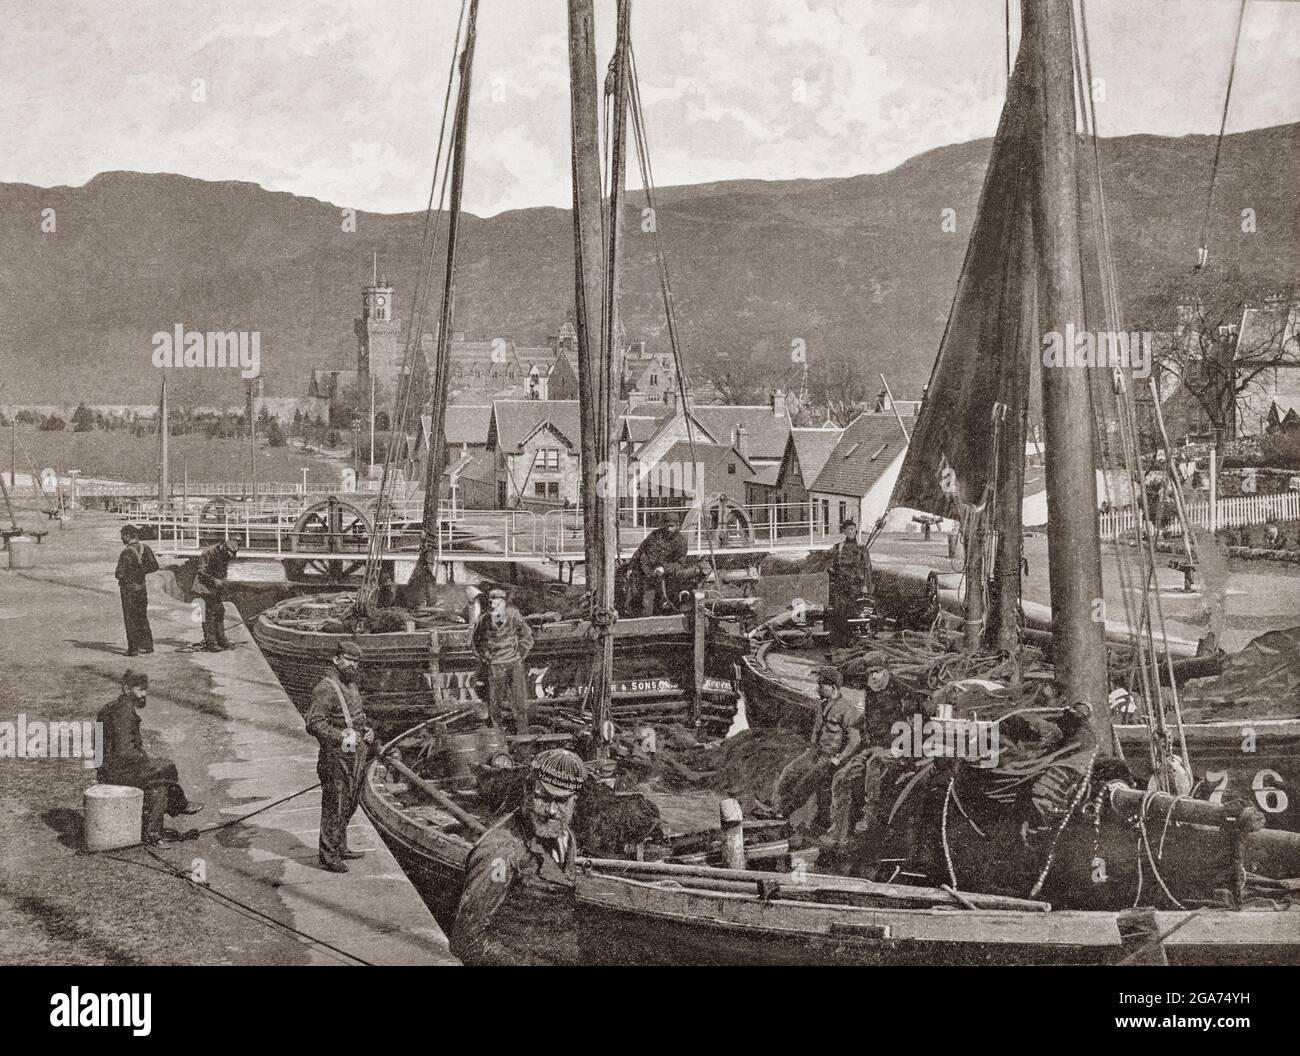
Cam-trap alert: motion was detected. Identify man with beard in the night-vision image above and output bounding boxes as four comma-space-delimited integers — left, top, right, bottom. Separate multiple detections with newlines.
450, 748, 586, 965
96, 670, 203, 844
471, 588, 534, 734
306, 641, 375, 873
193, 539, 239, 652
114, 524, 159, 656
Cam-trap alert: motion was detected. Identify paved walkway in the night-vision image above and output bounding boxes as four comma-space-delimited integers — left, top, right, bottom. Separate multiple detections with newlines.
0, 508, 454, 966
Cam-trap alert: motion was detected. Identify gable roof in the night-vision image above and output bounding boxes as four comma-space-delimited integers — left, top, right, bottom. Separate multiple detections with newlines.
810, 413, 914, 498
489, 400, 582, 453
789, 426, 845, 485
691, 405, 792, 461
659, 439, 756, 476
445, 405, 492, 445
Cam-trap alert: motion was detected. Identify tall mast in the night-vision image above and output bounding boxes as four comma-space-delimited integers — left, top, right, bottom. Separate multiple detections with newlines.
567, 0, 620, 763
1023, 0, 1111, 745
157, 375, 170, 510
417, 0, 481, 574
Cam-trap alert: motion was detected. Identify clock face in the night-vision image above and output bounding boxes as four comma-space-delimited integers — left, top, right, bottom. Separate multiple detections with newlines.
375, 295, 387, 307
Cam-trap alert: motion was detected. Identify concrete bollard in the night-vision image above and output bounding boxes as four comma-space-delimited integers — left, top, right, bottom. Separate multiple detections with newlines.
83, 784, 144, 852
7, 535, 36, 569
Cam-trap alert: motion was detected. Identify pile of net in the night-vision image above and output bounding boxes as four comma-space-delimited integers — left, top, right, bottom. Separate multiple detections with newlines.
1180, 625, 1300, 720
654, 726, 807, 814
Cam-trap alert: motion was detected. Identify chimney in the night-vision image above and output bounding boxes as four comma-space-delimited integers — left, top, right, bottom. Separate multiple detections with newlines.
734, 425, 750, 462
770, 388, 787, 418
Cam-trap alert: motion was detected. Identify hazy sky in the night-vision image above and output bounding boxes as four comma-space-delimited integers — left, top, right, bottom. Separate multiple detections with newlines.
4, 0, 1298, 215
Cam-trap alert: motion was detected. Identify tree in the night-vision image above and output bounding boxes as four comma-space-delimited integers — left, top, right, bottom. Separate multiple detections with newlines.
266, 418, 288, 447
1138, 277, 1300, 453
807, 349, 874, 425
39, 415, 66, 432
71, 403, 95, 432
694, 349, 769, 405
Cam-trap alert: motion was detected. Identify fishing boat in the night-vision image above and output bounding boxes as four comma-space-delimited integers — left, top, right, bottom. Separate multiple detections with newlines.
568, 0, 1300, 965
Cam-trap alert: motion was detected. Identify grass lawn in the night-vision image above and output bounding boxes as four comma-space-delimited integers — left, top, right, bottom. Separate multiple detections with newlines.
6, 426, 348, 485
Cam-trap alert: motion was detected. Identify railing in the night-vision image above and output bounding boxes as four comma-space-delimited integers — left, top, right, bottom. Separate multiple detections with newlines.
1099, 491, 1300, 541
143, 501, 836, 562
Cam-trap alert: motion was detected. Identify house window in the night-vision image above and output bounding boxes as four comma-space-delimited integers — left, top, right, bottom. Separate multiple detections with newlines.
650, 373, 658, 385
839, 501, 847, 526
534, 481, 559, 499
727, 462, 736, 475
538, 448, 560, 471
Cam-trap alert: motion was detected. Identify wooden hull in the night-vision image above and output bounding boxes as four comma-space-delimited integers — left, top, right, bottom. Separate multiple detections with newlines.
255, 595, 737, 736
738, 651, 1300, 832
576, 871, 1300, 965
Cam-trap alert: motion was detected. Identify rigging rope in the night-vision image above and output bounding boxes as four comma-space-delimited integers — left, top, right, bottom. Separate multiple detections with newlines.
1197, 0, 1249, 270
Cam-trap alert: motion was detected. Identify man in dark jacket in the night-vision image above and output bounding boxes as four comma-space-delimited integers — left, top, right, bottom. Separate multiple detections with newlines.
773, 666, 863, 835
628, 514, 689, 615
450, 748, 585, 966
193, 540, 238, 651
96, 670, 203, 843
305, 641, 375, 872
114, 524, 159, 656
827, 517, 873, 646
471, 588, 534, 734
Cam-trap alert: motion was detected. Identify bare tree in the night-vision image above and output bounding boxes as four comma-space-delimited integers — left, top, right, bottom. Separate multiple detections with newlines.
807, 349, 873, 425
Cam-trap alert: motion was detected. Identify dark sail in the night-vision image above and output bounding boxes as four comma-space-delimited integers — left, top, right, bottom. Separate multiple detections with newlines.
889, 54, 1039, 518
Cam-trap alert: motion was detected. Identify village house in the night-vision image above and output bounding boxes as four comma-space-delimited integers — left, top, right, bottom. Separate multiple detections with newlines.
486, 400, 583, 509
807, 412, 915, 536
750, 424, 845, 528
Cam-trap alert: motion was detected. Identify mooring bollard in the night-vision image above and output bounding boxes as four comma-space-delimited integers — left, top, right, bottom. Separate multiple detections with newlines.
720, 797, 746, 870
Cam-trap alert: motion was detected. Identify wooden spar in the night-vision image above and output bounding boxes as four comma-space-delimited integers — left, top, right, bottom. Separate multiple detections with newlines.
158, 375, 170, 510
379, 753, 487, 835
992, 202, 1034, 654
568, 0, 619, 763
246, 382, 256, 497
1023, 0, 1111, 744
417, 0, 480, 574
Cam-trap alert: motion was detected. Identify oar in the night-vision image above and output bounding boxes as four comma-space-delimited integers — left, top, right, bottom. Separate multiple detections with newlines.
376, 750, 487, 836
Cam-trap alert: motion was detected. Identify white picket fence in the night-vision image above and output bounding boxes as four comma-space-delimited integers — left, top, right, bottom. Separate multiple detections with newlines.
1100, 491, 1300, 541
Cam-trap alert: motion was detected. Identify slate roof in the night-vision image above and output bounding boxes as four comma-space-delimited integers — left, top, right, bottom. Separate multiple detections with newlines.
691, 405, 792, 461
810, 413, 915, 497
788, 426, 845, 486
489, 400, 582, 452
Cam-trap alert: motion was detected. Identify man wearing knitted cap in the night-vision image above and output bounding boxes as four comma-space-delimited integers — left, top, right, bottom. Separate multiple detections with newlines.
471, 587, 534, 735
96, 670, 203, 844
450, 748, 586, 965
306, 641, 375, 872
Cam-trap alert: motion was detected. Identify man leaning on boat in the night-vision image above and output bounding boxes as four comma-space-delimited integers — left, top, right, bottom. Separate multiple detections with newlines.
306, 640, 375, 873
450, 749, 586, 966
471, 587, 534, 735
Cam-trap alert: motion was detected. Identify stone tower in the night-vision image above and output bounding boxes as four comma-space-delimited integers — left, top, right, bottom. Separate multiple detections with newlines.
355, 269, 401, 399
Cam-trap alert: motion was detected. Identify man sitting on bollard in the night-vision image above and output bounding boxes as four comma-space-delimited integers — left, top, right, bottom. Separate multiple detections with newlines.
96, 670, 203, 845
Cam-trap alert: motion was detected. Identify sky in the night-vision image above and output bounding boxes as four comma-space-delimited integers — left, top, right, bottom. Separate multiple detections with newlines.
3, 0, 1298, 216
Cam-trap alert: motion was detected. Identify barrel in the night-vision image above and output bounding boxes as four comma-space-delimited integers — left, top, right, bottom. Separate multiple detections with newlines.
83, 784, 143, 851
7, 535, 36, 569
477, 727, 509, 768
444, 732, 482, 790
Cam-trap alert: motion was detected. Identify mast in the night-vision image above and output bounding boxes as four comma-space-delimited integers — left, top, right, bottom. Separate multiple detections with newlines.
157, 375, 170, 510
246, 382, 256, 498
567, 0, 620, 764
416, 0, 481, 578
1023, 0, 1111, 744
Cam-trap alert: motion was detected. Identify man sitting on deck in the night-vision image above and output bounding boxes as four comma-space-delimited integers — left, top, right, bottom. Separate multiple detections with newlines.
306, 641, 375, 873
96, 670, 203, 844
627, 513, 689, 616
450, 748, 586, 966
773, 666, 864, 840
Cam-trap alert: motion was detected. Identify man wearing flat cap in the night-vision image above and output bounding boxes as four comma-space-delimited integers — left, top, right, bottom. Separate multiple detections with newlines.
773, 665, 863, 836
306, 641, 375, 872
471, 587, 534, 734
96, 670, 203, 844
451, 748, 586, 965
193, 539, 239, 652
827, 516, 873, 646
628, 512, 689, 615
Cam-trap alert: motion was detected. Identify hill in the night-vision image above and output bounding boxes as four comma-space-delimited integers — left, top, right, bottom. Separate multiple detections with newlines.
0, 122, 1295, 406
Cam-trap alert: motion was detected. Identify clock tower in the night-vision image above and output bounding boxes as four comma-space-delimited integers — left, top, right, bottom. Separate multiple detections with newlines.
355, 272, 402, 398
